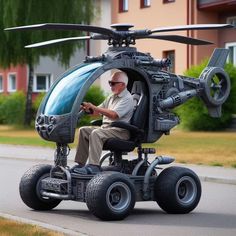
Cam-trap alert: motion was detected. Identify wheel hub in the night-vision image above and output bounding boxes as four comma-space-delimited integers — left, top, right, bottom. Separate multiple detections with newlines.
178, 183, 187, 199
110, 190, 121, 204
106, 182, 131, 213
176, 176, 197, 205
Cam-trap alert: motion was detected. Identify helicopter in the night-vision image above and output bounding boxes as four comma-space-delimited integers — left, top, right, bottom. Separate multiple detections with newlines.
5, 22, 233, 220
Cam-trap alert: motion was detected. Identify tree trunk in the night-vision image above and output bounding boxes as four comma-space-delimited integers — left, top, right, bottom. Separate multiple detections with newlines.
24, 62, 34, 126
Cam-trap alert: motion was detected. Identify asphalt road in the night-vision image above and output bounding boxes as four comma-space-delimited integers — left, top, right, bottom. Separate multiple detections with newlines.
0, 158, 236, 236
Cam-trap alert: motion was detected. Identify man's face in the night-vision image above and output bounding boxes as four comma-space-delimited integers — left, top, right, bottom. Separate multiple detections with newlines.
109, 75, 125, 95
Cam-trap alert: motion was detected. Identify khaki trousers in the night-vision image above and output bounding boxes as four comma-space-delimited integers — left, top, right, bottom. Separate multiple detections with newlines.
74, 126, 130, 165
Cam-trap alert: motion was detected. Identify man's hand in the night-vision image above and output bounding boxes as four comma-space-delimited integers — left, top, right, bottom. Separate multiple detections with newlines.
81, 102, 118, 120
81, 102, 96, 114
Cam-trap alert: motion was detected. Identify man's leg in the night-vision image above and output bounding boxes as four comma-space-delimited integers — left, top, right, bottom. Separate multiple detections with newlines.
88, 127, 130, 165
74, 126, 97, 165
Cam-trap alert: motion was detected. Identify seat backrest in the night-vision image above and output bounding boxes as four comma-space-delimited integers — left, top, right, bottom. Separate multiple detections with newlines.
130, 81, 148, 129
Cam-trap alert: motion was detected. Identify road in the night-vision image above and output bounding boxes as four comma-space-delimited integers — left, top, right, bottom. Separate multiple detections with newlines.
0, 157, 236, 236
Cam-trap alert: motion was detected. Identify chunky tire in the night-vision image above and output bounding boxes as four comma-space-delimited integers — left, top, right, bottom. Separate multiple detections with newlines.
154, 166, 201, 214
86, 172, 136, 220
19, 164, 61, 210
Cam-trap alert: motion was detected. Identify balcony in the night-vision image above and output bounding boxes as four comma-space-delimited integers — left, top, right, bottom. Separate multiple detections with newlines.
198, 0, 236, 11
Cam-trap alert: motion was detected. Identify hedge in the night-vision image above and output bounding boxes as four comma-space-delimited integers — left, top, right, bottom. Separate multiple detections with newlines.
176, 61, 236, 131
0, 91, 26, 125
79, 85, 105, 126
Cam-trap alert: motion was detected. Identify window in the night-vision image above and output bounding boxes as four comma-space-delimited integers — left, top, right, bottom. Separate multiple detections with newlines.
141, 0, 151, 8
8, 74, 16, 92
163, 0, 175, 3
226, 42, 236, 65
227, 16, 236, 27
163, 50, 175, 73
33, 74, 52, 92
0, 75, 3, 92
119, 0, 128, 12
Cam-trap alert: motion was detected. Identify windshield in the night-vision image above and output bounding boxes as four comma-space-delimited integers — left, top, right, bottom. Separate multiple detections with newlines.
44, 62, 103, 115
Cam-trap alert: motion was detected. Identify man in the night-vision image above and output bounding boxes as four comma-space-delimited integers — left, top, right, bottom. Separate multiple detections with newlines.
73, 71, 134, 174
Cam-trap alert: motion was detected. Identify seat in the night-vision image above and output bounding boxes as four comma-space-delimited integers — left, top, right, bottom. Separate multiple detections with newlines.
103, 81, 147, 153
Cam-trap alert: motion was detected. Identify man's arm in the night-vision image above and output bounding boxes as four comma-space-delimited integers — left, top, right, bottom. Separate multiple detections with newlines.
95, 106, 119, 120
82, 102, 118, 120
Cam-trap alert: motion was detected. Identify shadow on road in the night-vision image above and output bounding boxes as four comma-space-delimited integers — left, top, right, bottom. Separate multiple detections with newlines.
128, 209, 236, 229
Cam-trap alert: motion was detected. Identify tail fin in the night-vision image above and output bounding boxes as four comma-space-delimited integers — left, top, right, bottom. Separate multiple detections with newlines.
207, 48, 229, 68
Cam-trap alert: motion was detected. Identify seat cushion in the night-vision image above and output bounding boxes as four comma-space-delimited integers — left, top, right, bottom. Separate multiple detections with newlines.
103, 138, 136, 152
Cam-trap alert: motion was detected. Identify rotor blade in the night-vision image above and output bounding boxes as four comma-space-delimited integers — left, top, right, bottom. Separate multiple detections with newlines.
5, 23, 115, 37
151, 24, 233, 33
138, 35, 213, 45
25, 36, 91, 48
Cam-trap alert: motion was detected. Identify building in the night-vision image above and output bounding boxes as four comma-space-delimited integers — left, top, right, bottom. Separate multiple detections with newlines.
0, 65, 27, 95
111, 0, 236, 74
0, 48, 87, 100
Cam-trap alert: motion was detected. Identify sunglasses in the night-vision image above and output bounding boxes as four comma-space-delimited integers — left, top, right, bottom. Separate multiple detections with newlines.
108, 81, 123, 86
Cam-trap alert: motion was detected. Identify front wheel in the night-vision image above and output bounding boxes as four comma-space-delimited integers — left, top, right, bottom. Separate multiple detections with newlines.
86, 172, 136, 220
19, 164, 61, 210
154, 166, 201, 214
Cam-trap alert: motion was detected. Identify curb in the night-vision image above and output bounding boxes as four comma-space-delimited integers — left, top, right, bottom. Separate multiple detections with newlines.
199, 176, 236, 185
0, 212, 87, 236
0, 155, 75, 162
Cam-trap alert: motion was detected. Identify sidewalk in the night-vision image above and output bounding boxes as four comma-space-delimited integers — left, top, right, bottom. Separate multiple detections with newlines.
1, 144, 236, 185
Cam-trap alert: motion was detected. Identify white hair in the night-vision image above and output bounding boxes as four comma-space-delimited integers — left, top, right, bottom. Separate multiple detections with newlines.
112, 71, 128, 86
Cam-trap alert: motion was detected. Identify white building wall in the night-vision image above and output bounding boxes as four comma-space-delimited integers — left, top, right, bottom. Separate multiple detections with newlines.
90, 0, 112, 94
33, 0, 112, 94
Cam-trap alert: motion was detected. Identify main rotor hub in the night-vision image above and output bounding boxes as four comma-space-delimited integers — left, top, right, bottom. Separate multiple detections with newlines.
110, 23, 134, 31
109, 24, 136, 47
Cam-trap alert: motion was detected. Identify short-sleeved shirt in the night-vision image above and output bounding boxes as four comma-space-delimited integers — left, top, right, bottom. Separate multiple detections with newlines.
98, 88, 134, 125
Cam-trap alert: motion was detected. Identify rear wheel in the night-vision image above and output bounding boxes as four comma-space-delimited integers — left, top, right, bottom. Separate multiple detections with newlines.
154, 166, 201, 214
86, 172, 135, 220
19, 164, 61, 210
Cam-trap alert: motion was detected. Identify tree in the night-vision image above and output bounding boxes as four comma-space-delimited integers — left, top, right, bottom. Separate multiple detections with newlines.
0, 0, 96, 125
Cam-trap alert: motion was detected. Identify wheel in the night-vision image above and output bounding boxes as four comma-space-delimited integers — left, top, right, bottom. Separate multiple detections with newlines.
85, 172, 136, 220
19, 164, 61, 210
99, 152, 114, 166
154, 166, 201, 214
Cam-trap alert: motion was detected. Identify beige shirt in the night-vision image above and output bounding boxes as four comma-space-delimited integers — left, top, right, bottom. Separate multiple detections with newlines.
98, 88, 134, 125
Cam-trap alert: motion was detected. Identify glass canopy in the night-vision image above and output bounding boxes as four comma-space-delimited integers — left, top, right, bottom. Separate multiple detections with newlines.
43, 62, 103, 115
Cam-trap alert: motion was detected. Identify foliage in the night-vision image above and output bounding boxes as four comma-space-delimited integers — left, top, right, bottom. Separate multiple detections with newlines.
0, 91, 26, 125
0, 0, 96, 67
32, 92, 46, 114
0, 94, 5, 123
83, 85, 106, 106
176, 60, 236, 130
79, 85, 105, 126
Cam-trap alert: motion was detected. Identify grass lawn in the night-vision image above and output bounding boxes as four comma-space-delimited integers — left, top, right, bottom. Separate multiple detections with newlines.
143, 130, 236, 168
0, 125, 54, 147
0, 125, 236, 167
0, 217, 64, 236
